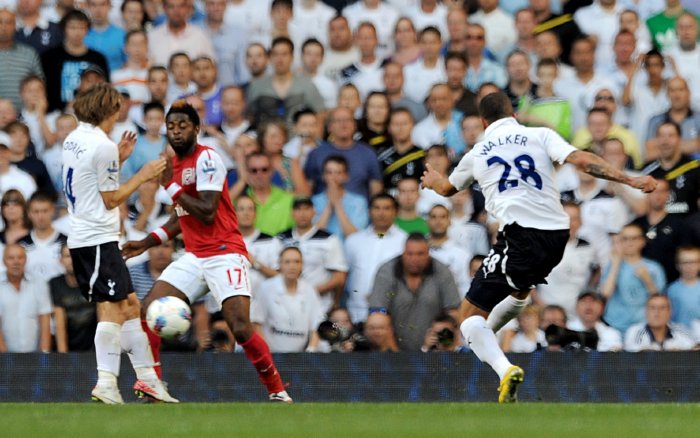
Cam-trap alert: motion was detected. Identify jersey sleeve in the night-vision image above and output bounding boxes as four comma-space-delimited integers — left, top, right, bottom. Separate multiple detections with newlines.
195, 148, 227, 192
93, 141, 120, 192
543, 128, 578, 164
323, 235, 349, 272
447, 153, 475, 190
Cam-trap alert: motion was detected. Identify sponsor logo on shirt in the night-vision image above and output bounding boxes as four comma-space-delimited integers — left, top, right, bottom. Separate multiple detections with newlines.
202, 160, 216, 174
182, 167, 195, 185
107, 161, 119, 173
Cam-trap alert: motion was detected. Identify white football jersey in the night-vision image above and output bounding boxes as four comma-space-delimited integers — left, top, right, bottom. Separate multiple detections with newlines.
448, 118, 577, 231
62, 122, 121, 248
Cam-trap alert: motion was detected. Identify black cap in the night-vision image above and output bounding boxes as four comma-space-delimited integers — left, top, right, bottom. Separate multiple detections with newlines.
578, 291, 605, 302
80, 64, 106, 79
292, 196, 314, 209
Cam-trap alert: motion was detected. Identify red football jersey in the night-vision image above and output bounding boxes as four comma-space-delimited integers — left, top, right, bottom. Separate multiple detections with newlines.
171, 144, 248, 258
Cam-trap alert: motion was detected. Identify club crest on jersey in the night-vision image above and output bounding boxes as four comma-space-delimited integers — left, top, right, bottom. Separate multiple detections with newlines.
182, 168, 195, 185
202, 160, 216, 174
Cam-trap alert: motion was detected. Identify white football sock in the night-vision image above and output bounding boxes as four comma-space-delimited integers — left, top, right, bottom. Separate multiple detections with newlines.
461, 316, 512, 380
120, 318, 158, 381
95, 322, 122, 385
487, 295, 529, 333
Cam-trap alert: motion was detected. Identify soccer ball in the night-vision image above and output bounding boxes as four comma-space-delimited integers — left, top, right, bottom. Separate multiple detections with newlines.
146, 296, 192, 339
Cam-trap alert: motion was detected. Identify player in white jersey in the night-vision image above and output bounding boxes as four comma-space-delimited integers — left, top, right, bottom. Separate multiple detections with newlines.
62, 84, 175, 404
421, 92, 657, 403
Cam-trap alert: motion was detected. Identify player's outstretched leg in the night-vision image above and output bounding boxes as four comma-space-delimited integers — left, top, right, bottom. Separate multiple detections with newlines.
122, 293, 178, 403
223, 296, 292, 403
460, 300, 523, 403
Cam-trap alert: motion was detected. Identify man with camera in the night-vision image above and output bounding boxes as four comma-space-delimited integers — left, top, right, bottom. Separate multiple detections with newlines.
368, 233, 461, 351
420, 313, 465, 352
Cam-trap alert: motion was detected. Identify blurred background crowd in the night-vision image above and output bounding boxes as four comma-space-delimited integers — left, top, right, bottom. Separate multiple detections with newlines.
0, 0, 698, 355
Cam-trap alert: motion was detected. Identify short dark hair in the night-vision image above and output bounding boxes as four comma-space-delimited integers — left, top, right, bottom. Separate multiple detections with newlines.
370, 192, 399, 210
301, 38, 324, 55
419, 26, 441, 40
406, 232, 428, 244
478, 91, 514, 124
645, 49, 664, 66
271, 0, 293, 10
656, 120, 682, 136
587, 107, 611, 120
166, 100, 201, 127
60, 8, 91, 32
323, 155, 348, 172
270, 36, 294, 53
444, 50, 467, 66
28, 191, 56, 206
389, 107, 414, 123
143, 101, 165, 116
537, 57, 557, 70
293, 107, 316, 124
125, 29, 147, 44
168, 52, 191, 69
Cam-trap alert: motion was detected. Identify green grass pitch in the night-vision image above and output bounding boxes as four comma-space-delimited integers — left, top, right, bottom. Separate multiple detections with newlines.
2, 403, 699, 437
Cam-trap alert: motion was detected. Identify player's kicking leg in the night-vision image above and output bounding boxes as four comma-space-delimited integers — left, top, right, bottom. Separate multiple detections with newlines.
459, 298, 524, 404
221, 295, 292, 403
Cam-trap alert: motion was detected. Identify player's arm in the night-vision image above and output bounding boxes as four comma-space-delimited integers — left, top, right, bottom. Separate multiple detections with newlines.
122, 212, 182, 259
172, 191, 220, 225
100, 159, 167, 210
565, 150, 657, 193
420, 163, 460, 196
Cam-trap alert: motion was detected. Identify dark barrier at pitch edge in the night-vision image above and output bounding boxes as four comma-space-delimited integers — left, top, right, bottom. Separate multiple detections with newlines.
1, 351, 698, 403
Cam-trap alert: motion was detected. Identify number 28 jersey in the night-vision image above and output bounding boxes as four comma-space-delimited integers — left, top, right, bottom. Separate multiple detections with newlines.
62, 122, 121, 249
448, 117, 577, 231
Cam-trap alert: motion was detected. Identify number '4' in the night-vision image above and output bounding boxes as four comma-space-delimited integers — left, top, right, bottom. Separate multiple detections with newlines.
487, 154, 543, 192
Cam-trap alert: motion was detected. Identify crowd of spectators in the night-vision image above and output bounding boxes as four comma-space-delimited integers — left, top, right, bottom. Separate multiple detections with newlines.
0, 0, 699, 355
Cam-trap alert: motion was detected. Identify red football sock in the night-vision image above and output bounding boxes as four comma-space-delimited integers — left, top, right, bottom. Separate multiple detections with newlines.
240, 332, 285, 394
141, 319, 162, 379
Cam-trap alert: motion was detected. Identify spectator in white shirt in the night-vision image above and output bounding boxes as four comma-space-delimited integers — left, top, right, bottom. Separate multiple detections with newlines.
427, 204, 472, 294
407, 0, 449, 37
320, 16, 361, 81
568, 291, 623, 351
412, 83, 466, 158
111, 30, 150, 105
292, 0, 336, 47
343, 0, 399, 60
504, 304, 547, 353
573, 0, 623, 69
277, 197, 348, 313
251, 246, 324, 352
345, 193, 407, 323
0, 244, 51, 352
338, 22, 385, 100
301, 39, 339, 109
665, 13, 700, 111
147, 0, 215, 67
470, 0, 517, 58
404, 26, 447, 103
554, 36, 611, 133
624, 293, 695, 352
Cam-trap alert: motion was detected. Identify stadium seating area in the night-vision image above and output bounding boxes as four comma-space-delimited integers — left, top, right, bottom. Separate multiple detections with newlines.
0, 0, 699, 356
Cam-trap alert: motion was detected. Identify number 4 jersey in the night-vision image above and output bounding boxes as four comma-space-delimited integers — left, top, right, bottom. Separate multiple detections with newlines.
62, 122, 121, 249
448, 117, 578, 231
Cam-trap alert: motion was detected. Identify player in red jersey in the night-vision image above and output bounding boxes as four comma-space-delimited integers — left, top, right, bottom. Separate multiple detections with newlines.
123, 100, 292, 403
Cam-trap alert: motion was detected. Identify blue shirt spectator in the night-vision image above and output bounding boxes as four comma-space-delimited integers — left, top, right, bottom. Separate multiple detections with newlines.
602, 258, 666, 334
312, 191, 369, 240
85, 25, 126, 72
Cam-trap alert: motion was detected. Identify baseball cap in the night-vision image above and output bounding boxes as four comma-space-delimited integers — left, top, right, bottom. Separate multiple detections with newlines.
577, 291, 605, 302
0, 131, 10, 149
80, 64, 106, 79
292, 196, 314, 209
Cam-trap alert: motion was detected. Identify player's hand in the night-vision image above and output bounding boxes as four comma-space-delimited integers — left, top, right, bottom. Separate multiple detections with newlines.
420, 163, 443, 190
630, 175, 657, 193
122, 239, 148, 259
139, 157, 167, 182
118, 131, 138, 162
159, 153, 174, 186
